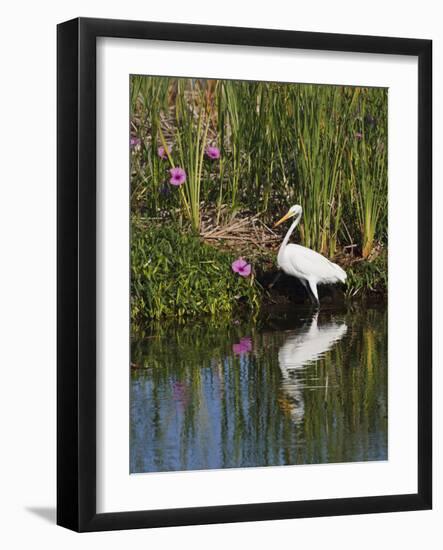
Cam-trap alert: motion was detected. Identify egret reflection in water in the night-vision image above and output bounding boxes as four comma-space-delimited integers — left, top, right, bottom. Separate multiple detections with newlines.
130, 307, 387, 473
277, 312, 348, 425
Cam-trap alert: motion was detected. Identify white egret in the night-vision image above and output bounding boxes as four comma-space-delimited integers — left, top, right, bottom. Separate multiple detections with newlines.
274, 205, 346, 306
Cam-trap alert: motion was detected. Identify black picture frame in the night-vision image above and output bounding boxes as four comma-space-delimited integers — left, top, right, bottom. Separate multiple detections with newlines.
57, 17, 432, 532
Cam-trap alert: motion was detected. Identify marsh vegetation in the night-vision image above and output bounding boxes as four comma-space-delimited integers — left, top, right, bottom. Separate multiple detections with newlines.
131, 77, 387, 323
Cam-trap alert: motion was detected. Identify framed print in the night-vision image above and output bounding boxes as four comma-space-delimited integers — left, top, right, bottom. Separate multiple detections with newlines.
57, 17, 432, 532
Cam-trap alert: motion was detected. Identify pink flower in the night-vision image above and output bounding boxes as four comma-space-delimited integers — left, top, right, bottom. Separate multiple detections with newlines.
172, 381, 188, 402
130, 136, 141, 148
355, 132, 363, 140
172, 381, 189, 410
169, 167, 187, 186
231, 257, 252, 277
232, 337, 252, 355
206, 146, 220, 160
158, 145, 172, 159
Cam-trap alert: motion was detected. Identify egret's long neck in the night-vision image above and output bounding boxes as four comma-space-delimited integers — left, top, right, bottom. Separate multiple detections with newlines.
280, 213, 301, 252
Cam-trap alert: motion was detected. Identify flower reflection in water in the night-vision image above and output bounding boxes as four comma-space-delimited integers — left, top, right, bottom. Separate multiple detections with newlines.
232, 336, 252, 355
172, 381, 189, 410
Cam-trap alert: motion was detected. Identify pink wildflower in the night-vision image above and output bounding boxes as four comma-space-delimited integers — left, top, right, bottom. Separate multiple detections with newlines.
231, 258, 252, 278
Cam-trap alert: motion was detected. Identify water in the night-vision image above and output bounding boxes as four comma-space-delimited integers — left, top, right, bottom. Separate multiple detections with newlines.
130, 306, 387, 473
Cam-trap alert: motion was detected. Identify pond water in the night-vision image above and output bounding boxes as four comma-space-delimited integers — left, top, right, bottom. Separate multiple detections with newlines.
130, 305, 387, 473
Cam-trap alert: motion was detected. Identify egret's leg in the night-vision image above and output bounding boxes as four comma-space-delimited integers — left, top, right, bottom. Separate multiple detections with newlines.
268, 271, 282, 289
300, 278, 316, 305
308, 279, 320, 308
299, 279, 311, 302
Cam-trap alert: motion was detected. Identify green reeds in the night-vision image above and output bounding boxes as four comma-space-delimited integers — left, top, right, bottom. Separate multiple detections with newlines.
346, 89, 388, 258
130, 76, 388, 259
290, 85, 356, 256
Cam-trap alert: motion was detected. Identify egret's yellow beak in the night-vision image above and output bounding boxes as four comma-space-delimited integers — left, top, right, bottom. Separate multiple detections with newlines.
274, 210, 294, 228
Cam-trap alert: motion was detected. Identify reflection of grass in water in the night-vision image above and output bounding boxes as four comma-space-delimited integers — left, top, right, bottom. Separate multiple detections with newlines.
301, 308, 387, 464
131, 307, 387, 471
132, 316, 255, 370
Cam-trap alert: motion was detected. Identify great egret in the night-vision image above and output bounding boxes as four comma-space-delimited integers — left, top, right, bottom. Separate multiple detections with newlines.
274, 205, 346, 306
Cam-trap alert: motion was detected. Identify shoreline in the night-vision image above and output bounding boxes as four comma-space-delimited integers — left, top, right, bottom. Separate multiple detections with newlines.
131, 214, 387, 325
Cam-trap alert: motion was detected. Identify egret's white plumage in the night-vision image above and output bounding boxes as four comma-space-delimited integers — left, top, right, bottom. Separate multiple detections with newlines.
274, 205, 346, 305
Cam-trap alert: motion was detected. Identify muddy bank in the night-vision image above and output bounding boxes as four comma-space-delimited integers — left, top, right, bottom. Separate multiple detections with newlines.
257, 268, 386, 312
